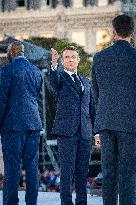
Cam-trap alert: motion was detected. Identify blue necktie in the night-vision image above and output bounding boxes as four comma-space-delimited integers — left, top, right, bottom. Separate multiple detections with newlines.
71, 74, 82, 93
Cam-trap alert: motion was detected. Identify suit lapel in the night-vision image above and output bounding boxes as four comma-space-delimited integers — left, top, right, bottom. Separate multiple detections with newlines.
79, 76, 88, 95
61, 71, 81, 95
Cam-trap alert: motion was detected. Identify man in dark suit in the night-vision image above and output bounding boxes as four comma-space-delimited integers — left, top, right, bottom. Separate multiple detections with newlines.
92, 14, 136, 205
47, 46, 95, 205
0, 41, 43, 205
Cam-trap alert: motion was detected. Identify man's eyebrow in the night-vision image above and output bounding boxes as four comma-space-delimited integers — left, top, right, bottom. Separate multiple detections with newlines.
65, 55, 77, 57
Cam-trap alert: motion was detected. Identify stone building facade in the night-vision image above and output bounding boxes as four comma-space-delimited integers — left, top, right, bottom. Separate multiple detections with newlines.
0, 0, 133, 174
0, 0, 132, 54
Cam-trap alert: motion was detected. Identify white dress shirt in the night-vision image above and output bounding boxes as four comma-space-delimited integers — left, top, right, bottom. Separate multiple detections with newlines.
51, 65, 84, 91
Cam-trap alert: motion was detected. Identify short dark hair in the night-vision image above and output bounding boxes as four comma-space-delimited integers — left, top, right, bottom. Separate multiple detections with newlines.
7, 41, 24, 53
61, 46, 79, 57
112, 14, 134, 38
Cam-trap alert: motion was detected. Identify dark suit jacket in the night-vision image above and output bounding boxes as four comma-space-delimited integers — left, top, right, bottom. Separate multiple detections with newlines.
92, 40, 136, 133
0, 56, 43, 132
47, 68, 95, 140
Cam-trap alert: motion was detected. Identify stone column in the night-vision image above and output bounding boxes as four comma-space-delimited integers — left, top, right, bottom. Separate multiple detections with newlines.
41, 0, 46, 6
55, 16, 65, 39
85, 29, 96, 54
72, 0, 83, 8
58, 0, 63, 5
97, 0, 108, 6
55, 1, 65, 37
65, 31, 72, 40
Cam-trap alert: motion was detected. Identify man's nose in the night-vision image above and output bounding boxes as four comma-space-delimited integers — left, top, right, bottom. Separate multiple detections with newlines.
69, 57, 74, 61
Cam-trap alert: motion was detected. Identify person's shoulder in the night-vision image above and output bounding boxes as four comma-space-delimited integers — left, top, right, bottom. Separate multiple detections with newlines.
58, 69, 69, 79
93, 45, 113, 60
30, 63, 40, 71
12, 57, 28, 68
81, 75, 90, 81
0, 63, 13, 80
28, 62, 42, 74
80, 75, 90, 83
1, 63, 13, 75
129, 47, 136, 63
131, 46, 136, 54
1, 63, 11, 69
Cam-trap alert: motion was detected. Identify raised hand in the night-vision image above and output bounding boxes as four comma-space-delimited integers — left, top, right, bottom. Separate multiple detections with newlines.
94, 134, 101, 147
51, 48, 59, 69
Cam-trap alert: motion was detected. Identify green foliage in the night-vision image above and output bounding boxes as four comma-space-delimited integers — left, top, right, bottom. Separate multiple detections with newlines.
26, 37, 92, 78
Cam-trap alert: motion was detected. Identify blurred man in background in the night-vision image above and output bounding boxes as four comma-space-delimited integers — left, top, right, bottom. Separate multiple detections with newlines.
0, 41, 42, 205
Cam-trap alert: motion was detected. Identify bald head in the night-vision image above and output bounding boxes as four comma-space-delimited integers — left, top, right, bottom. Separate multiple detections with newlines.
7, 41, 24, 61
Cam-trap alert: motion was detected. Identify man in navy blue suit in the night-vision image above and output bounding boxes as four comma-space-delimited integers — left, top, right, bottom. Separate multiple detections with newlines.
92, 15, 136, 205
47, 46, 95, 205
0, 41, 43, 205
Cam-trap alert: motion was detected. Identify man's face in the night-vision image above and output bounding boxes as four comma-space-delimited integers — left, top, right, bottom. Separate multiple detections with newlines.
7, 43, 24, 62
61, 50, 80, 72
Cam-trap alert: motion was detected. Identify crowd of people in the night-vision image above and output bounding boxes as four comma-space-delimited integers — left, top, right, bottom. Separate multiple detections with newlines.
0, 170, 102, 194
19, 170, 103, 194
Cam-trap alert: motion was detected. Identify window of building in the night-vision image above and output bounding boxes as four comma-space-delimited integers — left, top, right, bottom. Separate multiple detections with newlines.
46, 0, 50, 5
84, 0, 96, 6
108, 0, 117, 4
16, 0, 25, 7
63, 0, 71, 7
44, 0, 71, 8
121, 0, 133, 3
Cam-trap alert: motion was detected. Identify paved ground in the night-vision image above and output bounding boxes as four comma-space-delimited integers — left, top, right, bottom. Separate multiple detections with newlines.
0, 191, 103, 205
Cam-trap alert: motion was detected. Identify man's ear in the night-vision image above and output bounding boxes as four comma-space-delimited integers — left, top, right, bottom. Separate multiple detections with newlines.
78, 56, 80, 63
113, 30, 116, 38
113, 29, 118, 41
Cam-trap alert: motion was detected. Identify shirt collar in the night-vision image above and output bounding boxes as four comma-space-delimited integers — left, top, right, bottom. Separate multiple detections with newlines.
12, 56, 28, 62
64, 69, 77, 76
114, 40, 131, 47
